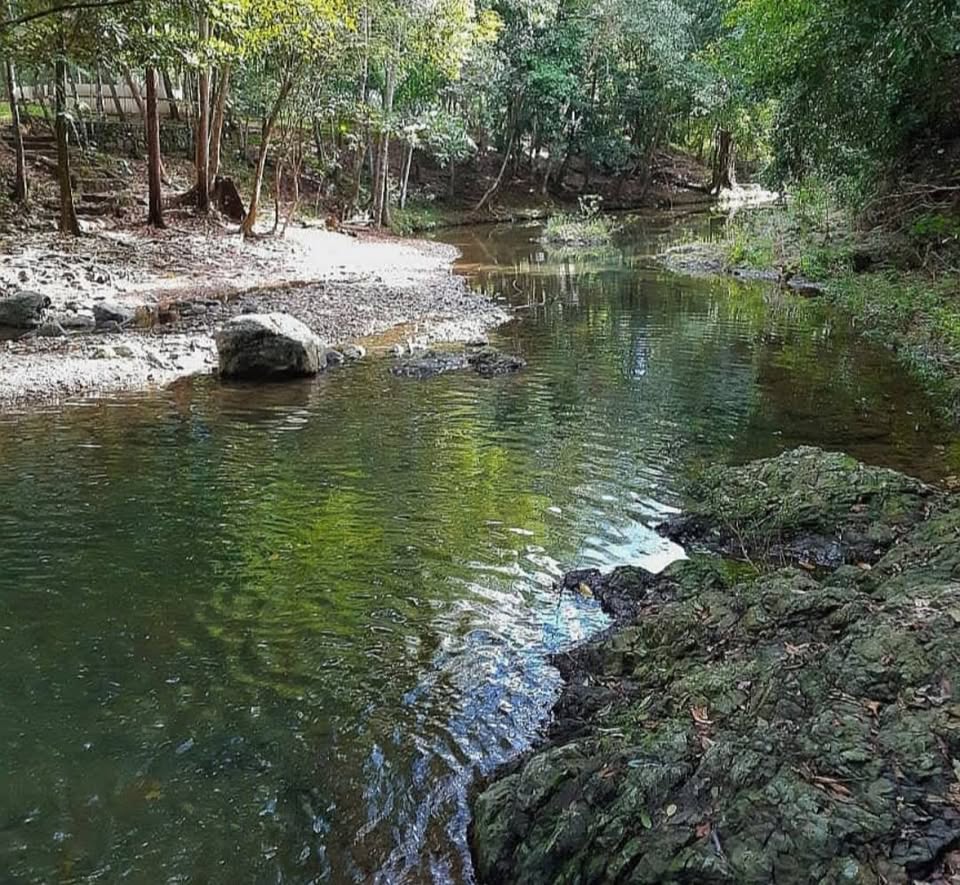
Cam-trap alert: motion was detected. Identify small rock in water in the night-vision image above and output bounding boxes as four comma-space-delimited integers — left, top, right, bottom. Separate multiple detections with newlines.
342, 343, 366, 361
467, 347, 526, 377
325, 349, 345, 366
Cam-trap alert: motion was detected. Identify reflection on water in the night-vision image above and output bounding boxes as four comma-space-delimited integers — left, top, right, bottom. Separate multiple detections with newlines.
0, 213, 956, 883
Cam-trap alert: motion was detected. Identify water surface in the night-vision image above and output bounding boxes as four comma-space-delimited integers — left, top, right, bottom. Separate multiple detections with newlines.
0, 214, 956, 883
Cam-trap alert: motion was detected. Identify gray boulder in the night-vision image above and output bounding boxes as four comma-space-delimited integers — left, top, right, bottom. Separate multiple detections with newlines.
0, 290, 51, 328
93, 300, 138, 328
216, 313, 325, 380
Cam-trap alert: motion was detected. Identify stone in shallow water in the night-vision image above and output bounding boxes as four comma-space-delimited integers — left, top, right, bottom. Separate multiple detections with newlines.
342, 343, 366, 361
391, 347, 525, 379
215, 313, 326, 380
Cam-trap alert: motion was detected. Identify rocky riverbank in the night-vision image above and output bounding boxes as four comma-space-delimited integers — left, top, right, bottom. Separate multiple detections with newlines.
471, 447, 960, 884
0, 224, 508, 407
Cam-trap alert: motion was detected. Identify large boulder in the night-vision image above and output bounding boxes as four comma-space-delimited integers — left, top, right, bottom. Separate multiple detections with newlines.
0, 290, 51, 329
215, 313, 325, 380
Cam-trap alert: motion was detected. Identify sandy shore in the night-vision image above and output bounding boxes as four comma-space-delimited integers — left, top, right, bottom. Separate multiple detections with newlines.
0, 224, 508, 408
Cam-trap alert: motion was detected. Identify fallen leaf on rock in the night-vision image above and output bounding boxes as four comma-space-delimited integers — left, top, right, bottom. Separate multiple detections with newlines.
577, 582, 594, 599
665, 804, 678, 818
691, 705, 712, 726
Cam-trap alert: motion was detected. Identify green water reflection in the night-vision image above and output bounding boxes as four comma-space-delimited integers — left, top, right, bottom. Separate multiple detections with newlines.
0, 213, 955, 883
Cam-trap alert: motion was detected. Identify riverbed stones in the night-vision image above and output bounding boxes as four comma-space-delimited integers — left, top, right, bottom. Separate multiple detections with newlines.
0, 290, 51, 328
471, 448, 960, 884
215, 312, 325, 380
342, 343, 366, 361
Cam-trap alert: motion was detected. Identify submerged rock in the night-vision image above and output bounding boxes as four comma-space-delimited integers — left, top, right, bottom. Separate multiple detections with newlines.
391, 350, 470, 378
472, 448, 960, 884
215, 313, 325, 380
467, 347, 526, 377
0, 290, 51, 328
342, 343, 366, 361
392, 347, 525, 379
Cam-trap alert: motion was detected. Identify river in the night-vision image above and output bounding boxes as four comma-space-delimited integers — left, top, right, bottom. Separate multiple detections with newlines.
0, 213, 955, 883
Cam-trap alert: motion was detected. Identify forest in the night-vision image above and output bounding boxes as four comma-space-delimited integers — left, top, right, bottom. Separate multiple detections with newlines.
1, 0, 957, 236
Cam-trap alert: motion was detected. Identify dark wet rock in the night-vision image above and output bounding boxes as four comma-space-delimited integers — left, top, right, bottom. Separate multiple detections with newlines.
215, 312, 325, 380
93, 300, 138, 328
0, 290, 51, 328
325, 348, 345, 366
342, 343, 366, 361
467, 347, 526, 377
658, 447, 938, 568
392, 347, 526, 379
391, 350, 470, 378
472, 449, 960, 884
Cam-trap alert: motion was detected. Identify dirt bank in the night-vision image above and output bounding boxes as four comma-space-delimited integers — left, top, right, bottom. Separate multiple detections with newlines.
471, 448, 960, 884
0, 223, 508, 407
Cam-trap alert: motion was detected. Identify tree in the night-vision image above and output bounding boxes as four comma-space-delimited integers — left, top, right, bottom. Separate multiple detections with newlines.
237, 0, 350, 237
145, 64, 164, 225
3, 9, 28, 203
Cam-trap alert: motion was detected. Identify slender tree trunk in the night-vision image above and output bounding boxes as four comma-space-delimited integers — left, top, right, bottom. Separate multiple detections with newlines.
208, 61, 231, 182
121, 66, 145, 120
399, 142, 413, 209
55, 38, 80, 235
35, 83, 52, 124
108, 78, 125, 119
161, 68, 180, 121
195, 13, 211, 211
272, 161, 282, 233
145, 67, 164, 227
4, 54, 28, 203
241, 80, 292, 237
94, 63, 105, 117
474, 130, 515, 212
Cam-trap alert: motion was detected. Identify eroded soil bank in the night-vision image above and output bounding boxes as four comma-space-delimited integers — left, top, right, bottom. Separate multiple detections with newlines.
0, 224, 507, 407
471, 447, 960, 884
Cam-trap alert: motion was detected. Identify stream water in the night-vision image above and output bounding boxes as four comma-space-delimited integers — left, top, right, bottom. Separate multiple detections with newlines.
1, 214, 957, 883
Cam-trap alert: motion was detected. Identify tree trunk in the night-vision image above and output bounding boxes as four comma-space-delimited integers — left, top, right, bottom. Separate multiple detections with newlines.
399, 142, 413, 209
121, 66, 145, 120
4, 54, 28, 203
161, 68, 180, 121
272, 161, 282, 233
55, 38, 80, 235
94, 63, 105, 117
145, 67, 164, 227
36, 85, 52, 124
108, 78, 125, 119
209, 61, 231, 181
710, 127, 735, 195
474, 130, 515, 212
241, 80, 292, 237
195, 13, 211, 212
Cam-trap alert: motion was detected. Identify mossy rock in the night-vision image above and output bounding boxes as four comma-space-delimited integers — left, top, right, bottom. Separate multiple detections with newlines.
659, 446, 939, 568
472, 451, 960, 884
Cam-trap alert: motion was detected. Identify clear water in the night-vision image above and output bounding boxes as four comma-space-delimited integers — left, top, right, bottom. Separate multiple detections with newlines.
0, 214, 956, 883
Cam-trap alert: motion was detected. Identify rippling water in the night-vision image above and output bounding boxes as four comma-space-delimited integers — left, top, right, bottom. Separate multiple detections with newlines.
0, 214, 957, 883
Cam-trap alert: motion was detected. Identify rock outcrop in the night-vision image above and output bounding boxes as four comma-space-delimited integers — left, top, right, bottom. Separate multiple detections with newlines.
472, 448, 960, 884
215, 313, 325, 380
